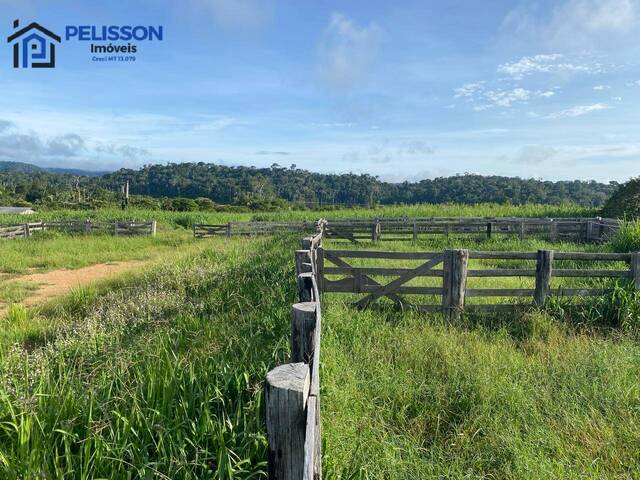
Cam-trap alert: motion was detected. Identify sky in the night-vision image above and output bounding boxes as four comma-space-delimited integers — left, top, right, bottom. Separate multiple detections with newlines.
0, 0, 639, 183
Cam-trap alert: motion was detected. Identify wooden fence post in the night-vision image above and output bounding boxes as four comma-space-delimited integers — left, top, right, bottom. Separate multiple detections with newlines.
226, 222, 232, 237
316, 247, 324, 295
372, 220, 380, 242
23, 223, 30, 238
114, 222, 119, 236
442, 249, 468, 318
150, 220, 157, 236
413, 222, 417, 243
291, 302, 317, 363
534, 250, 554, 306
631, 252, 640, 289
585, 221, 594, 242
550, 220, 558, 243
265, 363, 310, 480
486, 222, 492, 239
519, 221, 525, 241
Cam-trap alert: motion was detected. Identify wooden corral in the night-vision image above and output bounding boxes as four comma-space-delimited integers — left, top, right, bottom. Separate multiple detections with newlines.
0, 220, 157, 240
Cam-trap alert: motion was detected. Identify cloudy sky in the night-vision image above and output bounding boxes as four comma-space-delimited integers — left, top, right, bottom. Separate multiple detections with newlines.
1, 0, 639, 182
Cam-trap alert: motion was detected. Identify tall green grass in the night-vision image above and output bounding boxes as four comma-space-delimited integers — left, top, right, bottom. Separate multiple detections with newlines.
0, 203, 597, 229
0, 235, 298, 478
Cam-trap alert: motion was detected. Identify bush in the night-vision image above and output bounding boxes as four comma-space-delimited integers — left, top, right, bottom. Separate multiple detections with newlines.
169, 197, 199, 212
601, 177, 640, 219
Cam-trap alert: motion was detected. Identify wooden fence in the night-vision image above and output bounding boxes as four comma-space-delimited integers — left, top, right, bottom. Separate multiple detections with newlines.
0, 220, 157, 240
193, 221, 317, 238
265, 230, 323, 480
323, 217, 619, 243
194, 217, 619, 243
320, 248, 640, 315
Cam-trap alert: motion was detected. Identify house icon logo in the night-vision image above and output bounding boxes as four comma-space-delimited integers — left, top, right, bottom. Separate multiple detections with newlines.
6, 19, 61, 68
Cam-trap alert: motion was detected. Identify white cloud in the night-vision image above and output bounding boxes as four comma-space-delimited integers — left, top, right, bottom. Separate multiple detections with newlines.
455, 84, 556, 110
198, 0, 269, 30
318, 13, 382, 90
454, 82, 485, 98
0, 121, 148, 169
593, 84, 610, 90
497, 53, 604, 80
502, 0, 639, 49
546, 103, 610, 119
627, 80, 640, 86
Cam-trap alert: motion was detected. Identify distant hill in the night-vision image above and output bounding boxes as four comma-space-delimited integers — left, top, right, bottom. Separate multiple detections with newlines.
45, 167, 110, 177
101, 162, 618, 207
0, 161, 44, 173
0, 161, 109, 177
0, 160, 621, 208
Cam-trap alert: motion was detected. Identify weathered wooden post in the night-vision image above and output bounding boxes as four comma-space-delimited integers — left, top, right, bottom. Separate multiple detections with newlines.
445, 223, 450, 239
296, 250, 314, 302
549, 220, 558, 243
265, 363, 310, 480
519, 221, 525, 241
585, 221, 594, 243
226, 222, 232, 238
442, 249, 468, 319
114, 222, 119, 236
371, 220, 380, 242
150, 220, 157, 236
84, 220, 92, 234
486, 222, 492, 240
316, 247, 324, 295
23, 223, 30, 238
631, 252, 640, 289
534, 250, 554, 306
291, 302, 317, 363
413, 222, 418, 243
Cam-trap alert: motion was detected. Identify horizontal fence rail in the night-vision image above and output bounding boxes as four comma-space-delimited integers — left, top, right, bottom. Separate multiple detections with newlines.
320, 247, 639, 314
194, 217, 619, 243
0, 220, 156, 240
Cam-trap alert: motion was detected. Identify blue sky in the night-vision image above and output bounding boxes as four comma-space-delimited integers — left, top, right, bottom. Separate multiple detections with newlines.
1, 0, 639, 182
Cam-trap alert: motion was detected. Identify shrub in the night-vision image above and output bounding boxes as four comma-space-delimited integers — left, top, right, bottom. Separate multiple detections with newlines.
601, 177, 640, 219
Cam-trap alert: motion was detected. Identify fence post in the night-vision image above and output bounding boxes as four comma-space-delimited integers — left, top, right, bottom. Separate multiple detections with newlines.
291, 302, 317, 363
519, 221, 525, 241
550, 220, 558, 243
534, 250, 554, 306
316, 247, 324, 295
442, 249, 468, 319
631, 252, 640, 289
150, 220, 157, 236
372, 220, 380, 242
265, 363, 310, 480
226, 222, 232, 238
23, 223, 30, 238
486, 222, 492, 239
585, 221, 594, 242
413, 222, 417, 243
114, 222, 119, 236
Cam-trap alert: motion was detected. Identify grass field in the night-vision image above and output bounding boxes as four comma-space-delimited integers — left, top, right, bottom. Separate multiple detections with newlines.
0, 235, 297, 478
0, 202, 599, 229
320, 233, 640, 479
0, 204, 636, 479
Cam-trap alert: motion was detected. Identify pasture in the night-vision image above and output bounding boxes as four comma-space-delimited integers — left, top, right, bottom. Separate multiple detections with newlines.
0, 204, 638, 479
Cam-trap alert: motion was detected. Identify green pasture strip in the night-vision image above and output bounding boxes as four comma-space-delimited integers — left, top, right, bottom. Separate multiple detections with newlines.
0, 203, 598, 229
0, 229, 192, 275
321, 302, 640, 479
0, 235, 297, 479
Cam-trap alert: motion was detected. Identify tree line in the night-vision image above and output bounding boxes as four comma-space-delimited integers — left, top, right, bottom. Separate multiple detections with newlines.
0, 161, 619, 211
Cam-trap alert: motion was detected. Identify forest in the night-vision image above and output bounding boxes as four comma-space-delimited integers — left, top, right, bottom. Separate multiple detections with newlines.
0, 160, 619, 211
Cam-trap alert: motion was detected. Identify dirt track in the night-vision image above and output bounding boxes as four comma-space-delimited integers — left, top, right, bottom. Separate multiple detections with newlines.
0, 260, 145, 315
